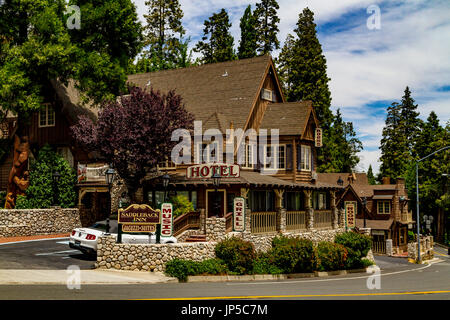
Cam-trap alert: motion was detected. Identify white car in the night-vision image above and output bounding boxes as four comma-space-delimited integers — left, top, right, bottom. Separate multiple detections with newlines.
69, 220, 177, 255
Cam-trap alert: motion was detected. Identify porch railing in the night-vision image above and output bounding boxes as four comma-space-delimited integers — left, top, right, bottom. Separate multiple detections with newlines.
286, 211, 306, 231
173, 211, 200, 237
314, 210, 333, 229
225, 212, 233, 232
251, 211, 277, 234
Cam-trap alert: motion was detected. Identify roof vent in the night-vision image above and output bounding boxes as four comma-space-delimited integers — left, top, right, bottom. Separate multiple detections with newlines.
146, 80, 151, 86
222, 71, 228, 77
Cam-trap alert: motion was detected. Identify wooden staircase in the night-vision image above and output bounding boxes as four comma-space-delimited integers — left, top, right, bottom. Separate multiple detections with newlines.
185, 234, 207, 242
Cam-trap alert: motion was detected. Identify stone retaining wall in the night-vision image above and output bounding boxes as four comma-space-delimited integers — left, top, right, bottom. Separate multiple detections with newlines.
0, 208, 81, 237
95, 236, 216, 272
408, 236, 434, 261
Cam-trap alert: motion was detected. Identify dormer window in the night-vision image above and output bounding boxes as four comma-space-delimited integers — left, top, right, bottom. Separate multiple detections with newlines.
39, 104, 55, 128
261, 89, 276, 102
377, 201, 391, 214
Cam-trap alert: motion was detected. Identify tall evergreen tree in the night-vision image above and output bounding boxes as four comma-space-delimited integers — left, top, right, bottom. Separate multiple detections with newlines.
238, 5, 258, 59
322, 109, 362, 172
254, 0, 280, 55
194, 9, 235, 64
399, 86, 422, 155
143, 0, 186, 71
379, 102, 408, 179
367, 165, 376, 185
288, 7, 334, 130
276, 34, 296, 97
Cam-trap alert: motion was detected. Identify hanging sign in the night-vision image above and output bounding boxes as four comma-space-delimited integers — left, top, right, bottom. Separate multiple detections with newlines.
160, 203, 174, 237
315, 128, 323, 147
233, 197, 245, 232
186, 163, 240, 179
345, 201, 356, 229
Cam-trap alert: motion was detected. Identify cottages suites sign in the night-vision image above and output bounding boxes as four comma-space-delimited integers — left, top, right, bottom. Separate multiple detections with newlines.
345, 201, 356, 229
315, 128, 323, 148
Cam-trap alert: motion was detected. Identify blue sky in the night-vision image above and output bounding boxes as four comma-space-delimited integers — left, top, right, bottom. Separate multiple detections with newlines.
131, 0, 450, 174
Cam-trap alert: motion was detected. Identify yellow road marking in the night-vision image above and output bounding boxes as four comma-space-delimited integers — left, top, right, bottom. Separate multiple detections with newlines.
433, 251, 448, 257
138, 290, 450, 300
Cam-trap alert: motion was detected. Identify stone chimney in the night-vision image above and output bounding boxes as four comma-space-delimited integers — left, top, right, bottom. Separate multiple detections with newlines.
382, 177, 391, 185
396, 177, 405, 190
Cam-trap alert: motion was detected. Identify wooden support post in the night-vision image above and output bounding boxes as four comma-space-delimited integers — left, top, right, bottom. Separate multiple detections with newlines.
303, 190, 313, 229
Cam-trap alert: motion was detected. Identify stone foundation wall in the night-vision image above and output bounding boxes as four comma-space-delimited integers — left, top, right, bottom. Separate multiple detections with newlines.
95, 236, 216, 272
0, 208, 81, 237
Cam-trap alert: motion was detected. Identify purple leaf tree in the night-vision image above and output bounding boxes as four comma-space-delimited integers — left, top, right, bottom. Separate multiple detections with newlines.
71, 86, 194, 203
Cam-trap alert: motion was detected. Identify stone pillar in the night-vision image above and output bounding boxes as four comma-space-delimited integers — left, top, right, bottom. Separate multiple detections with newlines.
386, 239, 393, 256
338, 208, 345, 228
303, 190, 314, 230
205, 217, 226, 242
276, 207, 286, 233
199, 208, 206, 233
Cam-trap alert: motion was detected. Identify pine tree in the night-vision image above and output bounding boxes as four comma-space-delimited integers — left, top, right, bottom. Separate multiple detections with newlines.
367, 165, 376, 185
143, 0, 186, 70
399, 86, 421, 155
276, 34, 296, 97
238, 5, 258, 59
254, 0, 280, 55
379, 102, 408, 179
194, 9, 235, 64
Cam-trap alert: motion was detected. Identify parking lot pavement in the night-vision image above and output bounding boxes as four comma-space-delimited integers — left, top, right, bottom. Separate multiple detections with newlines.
373, 255, 414, 270
0, 238, 96, 270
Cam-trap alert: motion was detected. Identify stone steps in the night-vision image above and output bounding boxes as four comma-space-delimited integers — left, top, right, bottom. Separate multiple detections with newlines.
185, 235, 207, 242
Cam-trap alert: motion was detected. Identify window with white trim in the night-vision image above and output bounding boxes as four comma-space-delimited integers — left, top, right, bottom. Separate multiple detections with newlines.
300, 145, 311, 171
377, 201, 391, 214
263, 144, 286, 170
39, 104, 55, 128
243, 144, 255, 169
196, 141, 220, 164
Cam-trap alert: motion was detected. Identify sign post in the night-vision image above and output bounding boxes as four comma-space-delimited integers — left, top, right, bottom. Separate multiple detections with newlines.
233, 197, 245, 232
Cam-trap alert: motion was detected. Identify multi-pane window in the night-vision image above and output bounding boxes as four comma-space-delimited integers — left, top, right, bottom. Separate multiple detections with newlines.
312, 191, 328, 210
300, 145, 311, 171
249, 190, 275, 212
196, 142, 220, 163
377, 201, 391, 214
39, 104, 55, 127
243, 144, 255, 169
263, 145, 286, 170
284, 192, 304, 211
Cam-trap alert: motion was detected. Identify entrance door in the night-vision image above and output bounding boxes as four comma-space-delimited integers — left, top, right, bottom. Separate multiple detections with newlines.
207, 190, 225, 218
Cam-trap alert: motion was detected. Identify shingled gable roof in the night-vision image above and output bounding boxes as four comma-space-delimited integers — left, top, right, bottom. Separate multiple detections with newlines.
127, 55, 280, 132
259, 101, 318, 135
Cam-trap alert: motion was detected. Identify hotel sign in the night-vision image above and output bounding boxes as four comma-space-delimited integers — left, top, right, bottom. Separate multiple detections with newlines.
233, 197, 245, 232
160, 203, 174, 237
118, 204, 160, 225
345, 201, 356, 229
186, 163, 240, 179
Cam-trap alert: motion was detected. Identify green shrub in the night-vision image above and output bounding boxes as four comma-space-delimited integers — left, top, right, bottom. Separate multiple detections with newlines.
335, 232, 372, 269
215, 237, 256, 275
0, 191, 6, 208
269, 236, 317, 273
165, 258, 228, 281
361, 258, 374, 268
170, 195, 194, 218
317, 241, 348, 271
16, 145, 77, 209
252, 252, 283, 275
408, 231, 416, 243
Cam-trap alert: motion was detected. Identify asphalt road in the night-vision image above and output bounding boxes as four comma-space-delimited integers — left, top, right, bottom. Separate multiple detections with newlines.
0, 238, 448, 300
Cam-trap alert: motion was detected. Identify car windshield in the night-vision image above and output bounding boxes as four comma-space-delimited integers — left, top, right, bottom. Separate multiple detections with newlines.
90, 223, 107, 231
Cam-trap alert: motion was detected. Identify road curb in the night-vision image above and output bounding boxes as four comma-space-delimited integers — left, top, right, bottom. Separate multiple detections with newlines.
185, 268, 369, 283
